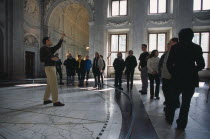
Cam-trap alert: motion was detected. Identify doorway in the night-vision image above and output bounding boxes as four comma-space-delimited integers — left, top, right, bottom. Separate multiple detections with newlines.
25, 51, 35, 78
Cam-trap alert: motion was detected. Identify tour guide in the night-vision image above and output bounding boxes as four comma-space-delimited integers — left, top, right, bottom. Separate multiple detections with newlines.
40, 33, 66, 106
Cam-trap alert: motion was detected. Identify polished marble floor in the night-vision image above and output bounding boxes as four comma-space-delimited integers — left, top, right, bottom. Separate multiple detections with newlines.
135, 81, 210, 139
0, 84, 122, 139
0, 79, 210, 139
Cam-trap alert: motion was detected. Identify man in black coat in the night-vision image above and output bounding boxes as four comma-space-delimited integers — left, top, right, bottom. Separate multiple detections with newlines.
64, 54, 76, 86
166, 28, 205, 129
159, 38, 179, 109
125, 50, 137, 91
100, 55, 106, 85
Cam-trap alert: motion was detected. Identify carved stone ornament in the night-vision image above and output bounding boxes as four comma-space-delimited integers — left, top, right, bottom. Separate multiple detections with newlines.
24, 0, 40, 28
45, 0, 54, 12
46, 0, 95, 11
193, 17, 210, 24
86, 0, 94, 7
147, 19, 173, 25
107, 21, 130, 27
24, 34, 39, 48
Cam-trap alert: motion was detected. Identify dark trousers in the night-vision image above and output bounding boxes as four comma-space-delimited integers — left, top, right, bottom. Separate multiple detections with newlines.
77, 70, 85, 85
126, 69, 134, 90
141, 67, 148, 92
167, 86, 195, 128
162, 78, 171, 105
56, 69, 62, 83
163, 78, 180, 107
148, 74, 160, 97
115, 71, 123, 87
67, 75, 75, 85
100, 72, 104, 84
85, 70, 90, 81
93, 70, 100, 87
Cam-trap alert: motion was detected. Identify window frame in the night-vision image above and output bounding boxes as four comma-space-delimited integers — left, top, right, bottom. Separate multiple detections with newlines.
149, 0, 167, 14
193, 0, 210, 11
108, 33, 128, 66
111, 0, 128, 17
193, 31, 210, 68
148, 32, 167, 53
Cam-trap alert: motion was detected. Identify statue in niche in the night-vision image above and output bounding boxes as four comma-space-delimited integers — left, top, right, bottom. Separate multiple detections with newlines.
24, 0, 40, 27
24, 0, 38, 15
86, 0, 94, 7
24, 34, 39, 47
45, 0, 53, 11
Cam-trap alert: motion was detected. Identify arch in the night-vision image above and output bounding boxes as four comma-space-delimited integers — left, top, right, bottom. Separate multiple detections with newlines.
44, 0, 94, 27
46, 0, 91, 62
24, 33, 40, 48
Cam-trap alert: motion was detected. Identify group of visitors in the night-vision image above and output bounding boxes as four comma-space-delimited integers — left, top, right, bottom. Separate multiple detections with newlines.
40, 28, 205, 130
112, 28, 205, 130
56, 53, 105, 87
137, 28, 205, 130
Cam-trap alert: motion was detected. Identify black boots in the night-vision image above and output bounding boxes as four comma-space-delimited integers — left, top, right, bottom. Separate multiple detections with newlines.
53, 102, 65, 106
44, 100, 65, 107
43, 100, 52, 105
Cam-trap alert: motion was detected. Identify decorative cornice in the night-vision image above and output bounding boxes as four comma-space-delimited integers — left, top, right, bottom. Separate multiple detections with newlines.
193, 17, 210, 24
147, 19, 174, 25
107, 20, 130, 27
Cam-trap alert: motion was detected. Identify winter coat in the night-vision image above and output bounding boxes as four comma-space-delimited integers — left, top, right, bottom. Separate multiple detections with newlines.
64, 57, 77, 76
113, 58, 125, 72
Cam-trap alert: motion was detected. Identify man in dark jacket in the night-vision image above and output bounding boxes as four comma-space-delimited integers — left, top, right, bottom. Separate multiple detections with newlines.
166, 28, 205, 129
64, 54, 76, 86
159, 38, 179, 109
113, 52, 125, 90
100, 55, 106, 85
40, 33, 65, 106
76, 55, 85, 87
138, 44, 149, 94
55, 53, 64, 85
125, 50, 137, 91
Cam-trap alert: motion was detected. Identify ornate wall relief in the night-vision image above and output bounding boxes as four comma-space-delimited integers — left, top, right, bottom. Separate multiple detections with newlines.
146, 14, 174, 26
147, 19, 174, 25
24, 0, 40, 28
24, 34, 39, 48
107, 21, 130, 27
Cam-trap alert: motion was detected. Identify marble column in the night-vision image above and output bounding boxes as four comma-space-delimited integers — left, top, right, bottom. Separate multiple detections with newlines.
174, 0, 194, 35
12, 0, 24, 79
88, 21, 95, 61
132, 0, 148, 58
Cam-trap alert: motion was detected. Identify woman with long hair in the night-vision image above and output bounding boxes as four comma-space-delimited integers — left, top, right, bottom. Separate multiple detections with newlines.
147, 50, 160, 99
